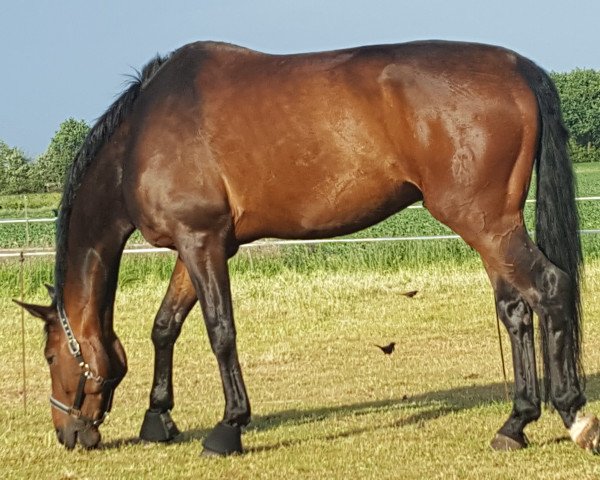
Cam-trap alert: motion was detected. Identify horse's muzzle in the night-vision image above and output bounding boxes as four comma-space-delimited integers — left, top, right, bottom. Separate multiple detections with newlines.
56, 421, 101, 450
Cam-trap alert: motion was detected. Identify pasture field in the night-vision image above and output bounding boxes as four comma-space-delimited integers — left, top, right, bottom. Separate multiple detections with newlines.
2, 257, 600, 479
1, 163, 600, 478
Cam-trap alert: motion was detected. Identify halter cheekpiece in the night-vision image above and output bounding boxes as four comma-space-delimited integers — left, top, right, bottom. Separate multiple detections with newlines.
49, 305, 117, 427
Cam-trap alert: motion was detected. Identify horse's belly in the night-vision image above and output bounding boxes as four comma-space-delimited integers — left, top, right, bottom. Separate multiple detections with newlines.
233, 180, 423, 242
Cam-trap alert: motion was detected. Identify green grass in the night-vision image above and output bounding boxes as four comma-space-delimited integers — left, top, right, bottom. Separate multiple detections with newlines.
574, 162, 600, 198
2, 260, 600, 478
0, 192, 61, 218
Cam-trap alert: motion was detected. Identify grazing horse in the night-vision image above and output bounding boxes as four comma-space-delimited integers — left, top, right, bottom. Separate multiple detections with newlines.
17, 40, 600, 455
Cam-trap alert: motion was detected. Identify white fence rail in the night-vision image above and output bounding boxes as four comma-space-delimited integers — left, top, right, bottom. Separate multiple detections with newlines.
0, 217, 56, 225
2, 196, 600, 259
2, 230, 600, 259
3, 196, 600, 226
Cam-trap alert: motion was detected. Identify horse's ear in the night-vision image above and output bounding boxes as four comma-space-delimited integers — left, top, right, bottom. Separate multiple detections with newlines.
44, 284, 56, 300
13, 300, 55, 322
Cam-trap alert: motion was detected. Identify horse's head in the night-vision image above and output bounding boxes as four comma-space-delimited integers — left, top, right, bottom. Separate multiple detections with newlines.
15, 285, 127, 449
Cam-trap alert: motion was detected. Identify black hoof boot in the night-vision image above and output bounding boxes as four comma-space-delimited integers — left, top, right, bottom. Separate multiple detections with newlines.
140, 409, 181, 442
201, 422, 243, 456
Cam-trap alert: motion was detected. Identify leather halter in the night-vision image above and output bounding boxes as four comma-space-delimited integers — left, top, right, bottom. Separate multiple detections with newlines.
50, 306, 117, 427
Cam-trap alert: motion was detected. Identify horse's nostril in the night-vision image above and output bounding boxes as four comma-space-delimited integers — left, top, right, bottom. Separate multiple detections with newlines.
56, 425, 77, 449
79, 426, 101, 449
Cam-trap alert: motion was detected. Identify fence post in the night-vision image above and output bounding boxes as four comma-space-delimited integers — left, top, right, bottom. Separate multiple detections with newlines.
23, 195, 30, 248
19, 251, 27, 412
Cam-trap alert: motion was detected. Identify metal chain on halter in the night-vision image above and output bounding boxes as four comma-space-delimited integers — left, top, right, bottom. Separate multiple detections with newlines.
57, 304, 112, 384
58, 304, 83, 360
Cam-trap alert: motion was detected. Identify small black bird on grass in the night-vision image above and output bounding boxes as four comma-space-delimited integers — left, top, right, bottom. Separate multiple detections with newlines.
374, 342, 396, 355
401, 290, 418, 298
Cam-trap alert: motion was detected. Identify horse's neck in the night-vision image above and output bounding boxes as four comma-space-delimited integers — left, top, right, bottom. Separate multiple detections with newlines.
60, 150, 134, 337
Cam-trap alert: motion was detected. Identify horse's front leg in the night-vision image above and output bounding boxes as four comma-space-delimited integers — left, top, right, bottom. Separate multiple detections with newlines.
140, 257, 197, 442
178, 232, 250, 456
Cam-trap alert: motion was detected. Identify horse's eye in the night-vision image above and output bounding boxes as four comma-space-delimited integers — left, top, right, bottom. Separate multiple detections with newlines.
45, 355, 55, 365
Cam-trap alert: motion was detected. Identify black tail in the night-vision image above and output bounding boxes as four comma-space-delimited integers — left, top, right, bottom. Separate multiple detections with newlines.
518, 58, 584, 400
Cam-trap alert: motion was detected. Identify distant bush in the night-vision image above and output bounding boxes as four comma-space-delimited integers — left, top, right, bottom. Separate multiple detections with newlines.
552, 69, 600, 162
0, 141, 41, 194
570, 140, 600, 163
34, 118, 90, 191
0, 119, 90, 195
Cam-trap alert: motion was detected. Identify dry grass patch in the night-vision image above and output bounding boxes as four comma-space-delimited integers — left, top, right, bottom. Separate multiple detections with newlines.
2, 261, 600, 478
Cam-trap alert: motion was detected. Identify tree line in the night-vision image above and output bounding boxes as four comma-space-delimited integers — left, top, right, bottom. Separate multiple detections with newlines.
1, 69, 599, 196
0, 118, 89, 195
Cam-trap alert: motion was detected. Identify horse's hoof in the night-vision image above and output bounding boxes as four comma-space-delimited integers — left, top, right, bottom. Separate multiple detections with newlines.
139, 409, 181, 442
570, 413, 600, 453
201, 422, 243, 456
490, 432, 528, 451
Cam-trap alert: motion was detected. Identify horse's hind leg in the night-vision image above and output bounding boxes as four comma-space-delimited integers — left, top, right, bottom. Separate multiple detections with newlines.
140, 258, 197, 442
429, 192, 598, 450
487, 273, 540, 450
477, 227, 597, 451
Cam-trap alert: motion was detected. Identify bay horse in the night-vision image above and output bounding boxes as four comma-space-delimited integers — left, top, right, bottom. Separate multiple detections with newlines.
17, 40, 600, 455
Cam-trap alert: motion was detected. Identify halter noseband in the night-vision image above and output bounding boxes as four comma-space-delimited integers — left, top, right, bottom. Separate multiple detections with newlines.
50, 306, 117, 427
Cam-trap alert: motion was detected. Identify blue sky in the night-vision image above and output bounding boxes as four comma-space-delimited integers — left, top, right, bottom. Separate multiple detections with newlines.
2, 1, 599, 157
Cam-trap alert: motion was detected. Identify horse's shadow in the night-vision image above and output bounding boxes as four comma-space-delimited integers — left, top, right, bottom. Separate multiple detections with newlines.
101, 373, 600, 452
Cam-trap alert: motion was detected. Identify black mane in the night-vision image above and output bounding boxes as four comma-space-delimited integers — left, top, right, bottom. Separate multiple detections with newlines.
54, 53, 170, 309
